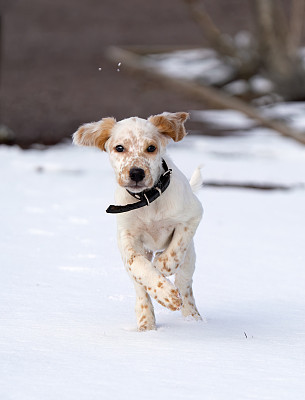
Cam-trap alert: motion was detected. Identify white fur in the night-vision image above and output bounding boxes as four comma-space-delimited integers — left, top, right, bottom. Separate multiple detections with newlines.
73, 112, 203, 331
190, 165, 203, 193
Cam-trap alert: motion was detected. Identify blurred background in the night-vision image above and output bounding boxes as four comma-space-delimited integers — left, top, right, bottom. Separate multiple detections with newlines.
0, 0, 253, 147
1, 0, 305, 147
1, 3, 305, 395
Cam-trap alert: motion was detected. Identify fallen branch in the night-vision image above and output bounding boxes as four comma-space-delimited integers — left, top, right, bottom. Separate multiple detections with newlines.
106, 46, 305, 145
203, 181, 305, 191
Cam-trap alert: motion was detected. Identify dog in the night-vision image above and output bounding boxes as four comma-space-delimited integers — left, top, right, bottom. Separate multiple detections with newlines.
73, 111, 203, 331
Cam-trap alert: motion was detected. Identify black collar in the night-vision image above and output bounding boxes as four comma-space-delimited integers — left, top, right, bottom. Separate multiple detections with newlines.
106, 159, 172, 214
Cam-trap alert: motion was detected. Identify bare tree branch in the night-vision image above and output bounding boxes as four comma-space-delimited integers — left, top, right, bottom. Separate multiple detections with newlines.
106, 46, 305, 146
253, 0, 305, 100
287, 0, 305, 55
183, 0, 260, 80
182, 0, 237, 58
255, 0, 291, 76
273, 0, 289, 48
183, 0, 305, 100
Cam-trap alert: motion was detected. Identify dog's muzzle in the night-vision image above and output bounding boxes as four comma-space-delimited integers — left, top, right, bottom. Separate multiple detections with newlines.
106, 159, 172, 214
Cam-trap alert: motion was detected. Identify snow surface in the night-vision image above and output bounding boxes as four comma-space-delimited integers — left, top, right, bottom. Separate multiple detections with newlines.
145, 49, 235, 85
191, 109, 257, 130
1, 132, 305, 400
192, 102, 305, 134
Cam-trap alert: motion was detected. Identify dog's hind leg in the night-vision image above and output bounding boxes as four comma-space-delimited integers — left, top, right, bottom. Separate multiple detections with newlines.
175, 240, 202, 320
133, 282, 156, 331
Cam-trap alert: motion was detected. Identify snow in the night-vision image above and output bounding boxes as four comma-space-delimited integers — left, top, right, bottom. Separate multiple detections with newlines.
145, 49, 235, 85
1, 132, 305, 400
261, 102, 305, 132
191, 109, 257, 130
144, 48, 275, 94
223, 79, 249, 96
191, 102, 305, 135
249, 75, 274, 94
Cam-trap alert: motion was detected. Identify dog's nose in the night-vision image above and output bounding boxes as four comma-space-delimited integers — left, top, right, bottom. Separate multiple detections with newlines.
129, 168, 145, 183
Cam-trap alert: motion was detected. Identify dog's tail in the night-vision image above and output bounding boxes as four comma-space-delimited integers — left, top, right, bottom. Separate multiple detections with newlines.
189, 165, 203, 193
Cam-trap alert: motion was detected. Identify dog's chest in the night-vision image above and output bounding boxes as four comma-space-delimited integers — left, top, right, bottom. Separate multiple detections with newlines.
138, 219, 175, 252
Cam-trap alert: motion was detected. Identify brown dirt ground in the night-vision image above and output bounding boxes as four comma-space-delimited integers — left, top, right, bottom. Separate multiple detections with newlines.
1, 0, 253, 146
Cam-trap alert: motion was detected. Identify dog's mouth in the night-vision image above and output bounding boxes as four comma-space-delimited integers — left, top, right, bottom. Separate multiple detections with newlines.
119, 168, 155, 193
124, 183, 150, 193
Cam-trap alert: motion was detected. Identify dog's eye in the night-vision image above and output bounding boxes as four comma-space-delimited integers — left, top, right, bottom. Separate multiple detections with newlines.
146, 145, 156, 153
115, 145, 125, 152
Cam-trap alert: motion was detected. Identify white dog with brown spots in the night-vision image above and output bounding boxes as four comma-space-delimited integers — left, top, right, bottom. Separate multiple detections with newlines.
73, 112, 203, 331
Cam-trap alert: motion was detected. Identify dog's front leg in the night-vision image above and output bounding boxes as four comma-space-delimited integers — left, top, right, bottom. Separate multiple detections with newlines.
154, 218, 201, 277
118, 230, 182, 322
133, 281, 156, 331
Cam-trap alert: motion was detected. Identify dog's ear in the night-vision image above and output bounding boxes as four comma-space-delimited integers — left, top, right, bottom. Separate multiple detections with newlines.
148, 112, 189, 142
72, 117, 116, 151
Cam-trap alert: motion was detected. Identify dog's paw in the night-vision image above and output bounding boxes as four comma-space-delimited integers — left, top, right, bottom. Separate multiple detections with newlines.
180, 302, 202, 320
138, 321, 157, 332
166, 288, 183, 311
147, 279, 182, 311
182, 310, 203, 321
136, 307, 156, 332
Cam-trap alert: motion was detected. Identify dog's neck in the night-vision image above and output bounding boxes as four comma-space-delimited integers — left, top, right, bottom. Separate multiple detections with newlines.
106, 159, 172, 214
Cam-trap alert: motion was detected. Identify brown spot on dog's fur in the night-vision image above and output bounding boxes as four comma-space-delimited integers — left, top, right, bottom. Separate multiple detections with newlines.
160, 255, 168, 263
128, 255, 136, 266
138, 324, 148, 331
165, 289, 182, 310
133, 275, 140, 284
118, 164, 131, 187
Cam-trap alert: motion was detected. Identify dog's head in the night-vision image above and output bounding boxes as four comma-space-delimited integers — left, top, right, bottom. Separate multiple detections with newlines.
73, 112, 189, 193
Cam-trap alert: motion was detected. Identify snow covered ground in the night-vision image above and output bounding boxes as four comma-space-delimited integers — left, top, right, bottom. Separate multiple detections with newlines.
1, 130, 305, 400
